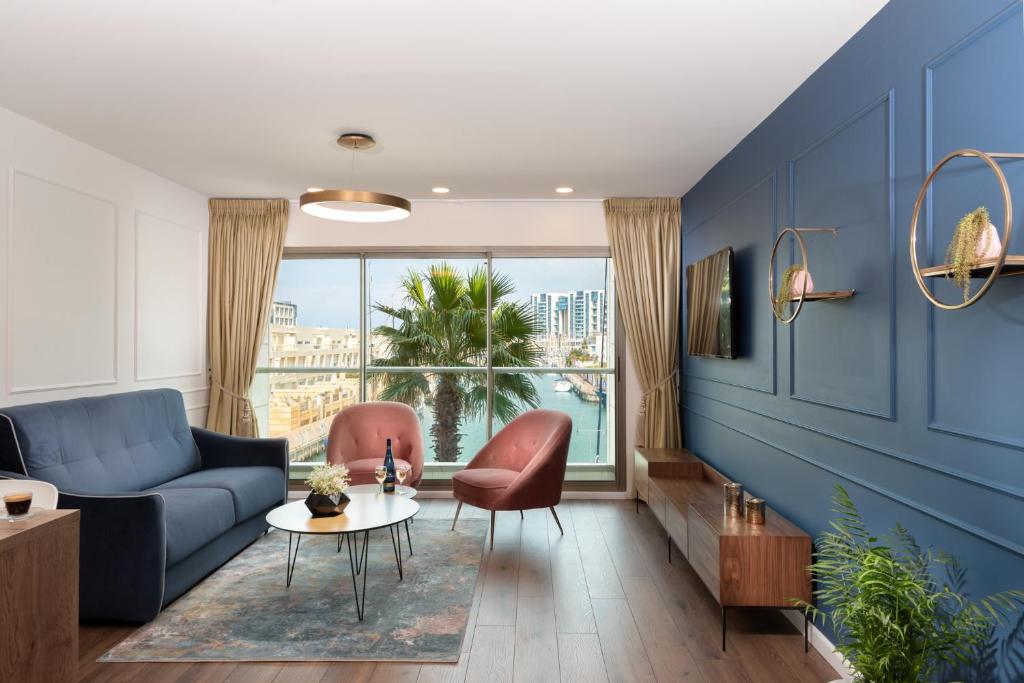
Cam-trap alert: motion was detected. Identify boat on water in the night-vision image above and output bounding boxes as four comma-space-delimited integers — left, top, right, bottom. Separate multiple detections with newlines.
553, 379, 572, 392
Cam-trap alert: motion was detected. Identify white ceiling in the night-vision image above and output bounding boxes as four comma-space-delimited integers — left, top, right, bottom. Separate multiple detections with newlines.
0, 0, 886, 200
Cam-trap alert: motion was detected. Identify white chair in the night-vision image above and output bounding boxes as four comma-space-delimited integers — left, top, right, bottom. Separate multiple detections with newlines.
0, 479, 59, 510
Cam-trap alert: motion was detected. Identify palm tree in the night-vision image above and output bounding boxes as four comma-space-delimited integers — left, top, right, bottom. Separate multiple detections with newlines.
371, 263, 542, 462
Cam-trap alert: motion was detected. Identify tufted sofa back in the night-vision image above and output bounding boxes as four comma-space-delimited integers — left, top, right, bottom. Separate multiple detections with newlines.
0, 389, 200, 493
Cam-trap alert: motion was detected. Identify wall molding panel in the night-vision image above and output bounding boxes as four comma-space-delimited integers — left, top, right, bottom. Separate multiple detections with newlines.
133, 209, 205, 382
683, 170, 778, 395
684, 386, 1024, 506
786, 90, 897, 420
6, 168, 119, 394
923, 1, 1024, 451
0, 106, 208, 425
683, 404, 1024, 560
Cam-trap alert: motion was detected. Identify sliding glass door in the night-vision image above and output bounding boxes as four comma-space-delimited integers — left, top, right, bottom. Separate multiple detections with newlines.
252, 250, 619, 487
251, 257, 361, 468
365, 256, 490, 481
491, 257, 616, 482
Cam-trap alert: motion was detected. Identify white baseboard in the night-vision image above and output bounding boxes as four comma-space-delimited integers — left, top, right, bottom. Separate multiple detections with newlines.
780, 610, 854, 680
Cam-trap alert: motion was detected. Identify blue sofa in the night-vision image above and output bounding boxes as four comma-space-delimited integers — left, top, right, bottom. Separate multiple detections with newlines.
0, 388, 288, 622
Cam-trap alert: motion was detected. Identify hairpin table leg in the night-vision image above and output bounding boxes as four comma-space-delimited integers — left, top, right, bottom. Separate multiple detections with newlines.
345, 530, 370, 621
285, 532, 302, 587
389, 524, 404, 580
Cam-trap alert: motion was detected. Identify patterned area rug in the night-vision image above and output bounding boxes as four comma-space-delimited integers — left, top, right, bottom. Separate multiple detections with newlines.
102, 519, 488, 662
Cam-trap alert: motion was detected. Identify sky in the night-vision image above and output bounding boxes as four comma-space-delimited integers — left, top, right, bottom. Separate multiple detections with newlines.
274, 257, 611, 329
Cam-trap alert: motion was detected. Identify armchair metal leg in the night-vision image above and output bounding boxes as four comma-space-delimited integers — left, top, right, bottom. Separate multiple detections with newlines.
452, 501, 463, 531
550, 506, 564, 535
490, 510, 496, 550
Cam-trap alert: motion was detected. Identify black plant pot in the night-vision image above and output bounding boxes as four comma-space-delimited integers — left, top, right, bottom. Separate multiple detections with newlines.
305, 491, 350, 517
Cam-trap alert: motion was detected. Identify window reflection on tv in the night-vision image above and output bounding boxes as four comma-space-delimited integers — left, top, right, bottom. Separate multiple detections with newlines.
686, 247, 734, 359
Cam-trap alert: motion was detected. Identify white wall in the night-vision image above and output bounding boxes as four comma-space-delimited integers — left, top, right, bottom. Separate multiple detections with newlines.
0, 106, 209, 425
287, 199, 642, 496
287, 199, 612, 249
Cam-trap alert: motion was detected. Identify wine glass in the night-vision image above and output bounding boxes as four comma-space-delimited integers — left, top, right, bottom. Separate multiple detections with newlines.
374, 465, 388, 494
396, 464, 410, 493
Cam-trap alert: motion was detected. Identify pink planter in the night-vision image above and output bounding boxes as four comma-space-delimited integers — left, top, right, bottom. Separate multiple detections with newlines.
975, 222, 1002, 259
789, 269, 814, 296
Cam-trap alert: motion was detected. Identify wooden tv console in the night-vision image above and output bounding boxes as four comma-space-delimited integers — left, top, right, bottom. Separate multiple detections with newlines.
634, 447, 812, 651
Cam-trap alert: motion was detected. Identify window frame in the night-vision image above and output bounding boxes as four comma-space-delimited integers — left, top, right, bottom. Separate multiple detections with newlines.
260, 246, 626, 493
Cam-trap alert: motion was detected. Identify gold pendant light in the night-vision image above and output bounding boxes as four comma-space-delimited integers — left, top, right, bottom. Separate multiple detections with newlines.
300, 134, 411, 223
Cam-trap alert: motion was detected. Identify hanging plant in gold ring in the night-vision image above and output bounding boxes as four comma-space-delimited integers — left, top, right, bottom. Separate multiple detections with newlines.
909, 149, 1016, 311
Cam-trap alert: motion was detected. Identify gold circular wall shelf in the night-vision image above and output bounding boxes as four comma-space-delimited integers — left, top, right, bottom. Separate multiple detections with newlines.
769, 227, 810, 324
909, 148, 1023, 311
768, 227, 854, 325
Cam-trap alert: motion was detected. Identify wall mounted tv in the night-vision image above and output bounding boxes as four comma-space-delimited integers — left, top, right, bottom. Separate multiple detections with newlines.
686, 247, 734, 359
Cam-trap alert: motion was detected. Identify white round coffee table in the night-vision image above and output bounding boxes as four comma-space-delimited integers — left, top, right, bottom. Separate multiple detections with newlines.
266, 492, 419, 620
346, 484, 418, 557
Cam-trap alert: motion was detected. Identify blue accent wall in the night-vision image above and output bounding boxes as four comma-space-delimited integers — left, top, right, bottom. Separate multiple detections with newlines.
680, 0, 1024, 674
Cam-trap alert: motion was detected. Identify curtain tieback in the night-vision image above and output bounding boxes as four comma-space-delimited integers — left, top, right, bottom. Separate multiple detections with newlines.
210, 379, 254, 425
639, 367, 678, 416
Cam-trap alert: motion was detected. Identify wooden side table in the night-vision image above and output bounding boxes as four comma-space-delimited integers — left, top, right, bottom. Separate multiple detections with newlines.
0, 509, 79, 683
634, 448, 812, 651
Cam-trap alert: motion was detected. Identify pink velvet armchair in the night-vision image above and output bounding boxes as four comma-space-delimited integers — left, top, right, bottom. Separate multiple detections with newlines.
326, 402, 424, 488
451, 409, 572, 548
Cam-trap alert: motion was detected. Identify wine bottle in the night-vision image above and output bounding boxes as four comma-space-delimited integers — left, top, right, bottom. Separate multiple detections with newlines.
383, 438, 397, 493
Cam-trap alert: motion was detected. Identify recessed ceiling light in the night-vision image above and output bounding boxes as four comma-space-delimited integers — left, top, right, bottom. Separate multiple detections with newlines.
306, 187, 323, 193
555, 187, 574, 194
432, 187, 450, 194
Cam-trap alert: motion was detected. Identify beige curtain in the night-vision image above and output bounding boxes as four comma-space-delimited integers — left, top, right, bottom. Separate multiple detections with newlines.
206, 199, 289, 436
604, 198, 681, 449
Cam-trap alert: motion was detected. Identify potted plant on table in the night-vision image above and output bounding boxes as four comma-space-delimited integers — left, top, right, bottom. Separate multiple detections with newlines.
304, 463, 351, 517
797, 485, 1024, 683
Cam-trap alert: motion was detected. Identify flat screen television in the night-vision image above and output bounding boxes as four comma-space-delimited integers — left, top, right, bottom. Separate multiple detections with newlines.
686, 247, 734, 359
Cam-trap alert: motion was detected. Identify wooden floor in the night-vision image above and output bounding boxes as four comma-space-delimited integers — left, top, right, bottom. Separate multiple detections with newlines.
77, 499, 838, 683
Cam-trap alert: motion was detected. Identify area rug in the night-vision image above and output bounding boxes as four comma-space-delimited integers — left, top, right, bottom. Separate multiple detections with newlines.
101, 519, 488, 662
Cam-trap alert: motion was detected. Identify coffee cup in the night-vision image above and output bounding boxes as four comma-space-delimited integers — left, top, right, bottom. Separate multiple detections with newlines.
3, 491, 32, 517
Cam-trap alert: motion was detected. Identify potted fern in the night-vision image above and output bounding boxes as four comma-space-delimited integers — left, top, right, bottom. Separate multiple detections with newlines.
798, 485, 1024, 683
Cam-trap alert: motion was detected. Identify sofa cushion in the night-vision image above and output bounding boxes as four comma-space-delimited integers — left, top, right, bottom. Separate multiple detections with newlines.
153, 466, 285, 523
0, 389, 200, 492
157, 488, 236, 566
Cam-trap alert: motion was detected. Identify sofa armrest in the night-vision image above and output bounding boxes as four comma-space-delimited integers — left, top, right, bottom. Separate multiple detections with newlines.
191, 427, 289, 474
191, 427, 289, 505
57, 489, 167, 622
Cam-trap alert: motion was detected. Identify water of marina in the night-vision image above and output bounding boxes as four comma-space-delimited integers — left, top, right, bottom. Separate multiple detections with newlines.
415, 374, 610, 464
